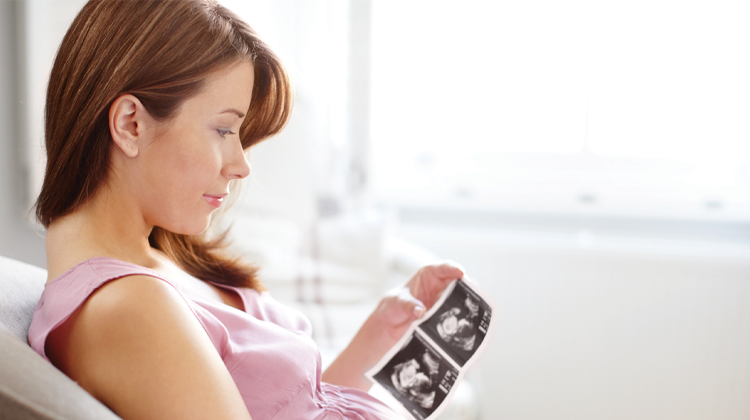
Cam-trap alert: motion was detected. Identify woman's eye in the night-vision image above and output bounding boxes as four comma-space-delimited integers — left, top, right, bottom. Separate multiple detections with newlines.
217, 129, 236, 137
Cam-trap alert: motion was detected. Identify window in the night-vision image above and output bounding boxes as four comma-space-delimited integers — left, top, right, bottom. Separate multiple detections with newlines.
20, 0, 750, 223
371, 0, 750, 221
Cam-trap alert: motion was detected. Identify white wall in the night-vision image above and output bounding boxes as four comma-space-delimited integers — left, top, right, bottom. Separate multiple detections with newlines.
396, 213, 750, 420
0, 1, 46, 268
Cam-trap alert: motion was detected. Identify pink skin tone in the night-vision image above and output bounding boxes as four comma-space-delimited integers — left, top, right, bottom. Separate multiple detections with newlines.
123, 64, 252, 237
44, 62, 254, 280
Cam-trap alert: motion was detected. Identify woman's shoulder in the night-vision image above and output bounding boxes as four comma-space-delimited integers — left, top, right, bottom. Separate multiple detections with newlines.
78, 271, 183, 315
52, 273, 188, 353
64, 272, 201, 353
28, 257, 186, 359
46, 256, 166, 286
43, 271, 251, 419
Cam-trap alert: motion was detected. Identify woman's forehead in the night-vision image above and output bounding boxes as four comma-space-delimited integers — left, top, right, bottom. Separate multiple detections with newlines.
183, 62, 255, 117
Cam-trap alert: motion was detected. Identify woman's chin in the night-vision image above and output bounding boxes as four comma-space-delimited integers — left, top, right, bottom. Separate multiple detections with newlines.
161, 218, 212, 237
188, 222, 212, 236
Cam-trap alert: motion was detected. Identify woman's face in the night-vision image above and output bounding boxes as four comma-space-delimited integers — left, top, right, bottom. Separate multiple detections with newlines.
134, 62, 254, 235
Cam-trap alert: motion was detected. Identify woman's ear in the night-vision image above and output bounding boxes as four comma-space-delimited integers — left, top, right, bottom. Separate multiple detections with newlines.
109, 94, 149, 158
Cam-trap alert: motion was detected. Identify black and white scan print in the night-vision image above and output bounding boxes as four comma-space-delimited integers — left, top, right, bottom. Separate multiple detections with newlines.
372, 332, 459, 420
419, 279, 492, 367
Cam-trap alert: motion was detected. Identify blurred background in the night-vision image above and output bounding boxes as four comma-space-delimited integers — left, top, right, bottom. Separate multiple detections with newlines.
1, 0, 749, 419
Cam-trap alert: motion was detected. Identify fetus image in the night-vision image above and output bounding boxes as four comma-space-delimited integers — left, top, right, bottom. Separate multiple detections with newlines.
391, 350, 441, 409
372, 332, 457, 418
420, 279, 491, 367
436, 295, 480, 352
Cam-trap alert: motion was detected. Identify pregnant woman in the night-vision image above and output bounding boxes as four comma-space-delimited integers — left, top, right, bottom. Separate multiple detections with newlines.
27, 1, 463, 419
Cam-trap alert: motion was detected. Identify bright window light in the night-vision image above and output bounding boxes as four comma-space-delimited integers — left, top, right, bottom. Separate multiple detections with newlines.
371, 0, 750, 220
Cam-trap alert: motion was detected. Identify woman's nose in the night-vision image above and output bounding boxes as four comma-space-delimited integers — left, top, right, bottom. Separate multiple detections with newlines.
222, 140, 251, 180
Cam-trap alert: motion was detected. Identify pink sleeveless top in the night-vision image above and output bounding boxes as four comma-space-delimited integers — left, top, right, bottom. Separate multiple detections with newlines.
27, 257, 398, 420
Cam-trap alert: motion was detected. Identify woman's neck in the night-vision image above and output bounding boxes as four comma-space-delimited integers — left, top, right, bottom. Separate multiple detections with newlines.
44, 187, 158, 281
44, 194, 242, 309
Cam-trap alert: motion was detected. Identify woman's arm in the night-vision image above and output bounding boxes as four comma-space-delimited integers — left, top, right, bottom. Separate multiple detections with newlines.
321, 262, 464, 391
46, 275, 252, 420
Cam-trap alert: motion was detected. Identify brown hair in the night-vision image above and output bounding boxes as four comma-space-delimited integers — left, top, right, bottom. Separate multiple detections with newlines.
35, 0, 293, 289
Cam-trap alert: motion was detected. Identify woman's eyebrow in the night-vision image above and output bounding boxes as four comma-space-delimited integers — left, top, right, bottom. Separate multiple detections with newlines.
219, 108, 245, 118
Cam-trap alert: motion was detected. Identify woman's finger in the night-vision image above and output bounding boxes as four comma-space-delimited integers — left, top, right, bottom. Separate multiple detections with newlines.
395, 287, 426, 320
377, 288, 426, 341
426, 260, 465, 280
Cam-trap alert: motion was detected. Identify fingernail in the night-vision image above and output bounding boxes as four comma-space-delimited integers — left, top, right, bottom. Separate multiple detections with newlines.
413, 305, 425, 318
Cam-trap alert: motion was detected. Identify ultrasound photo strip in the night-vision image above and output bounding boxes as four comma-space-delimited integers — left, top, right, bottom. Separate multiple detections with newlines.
417, 278, 492, 367
371, 332, 459, 420
366, 278, 495, 420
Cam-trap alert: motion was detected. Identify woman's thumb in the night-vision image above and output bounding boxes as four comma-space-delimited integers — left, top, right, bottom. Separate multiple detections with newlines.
412, 303, 425, 318
398, 288, 425, 319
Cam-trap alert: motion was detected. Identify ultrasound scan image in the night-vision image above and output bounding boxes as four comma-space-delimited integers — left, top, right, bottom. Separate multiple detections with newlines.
420, 279, 492, 367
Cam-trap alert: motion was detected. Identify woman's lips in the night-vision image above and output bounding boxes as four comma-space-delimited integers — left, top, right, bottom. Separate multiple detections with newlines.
202, 194, 226, 208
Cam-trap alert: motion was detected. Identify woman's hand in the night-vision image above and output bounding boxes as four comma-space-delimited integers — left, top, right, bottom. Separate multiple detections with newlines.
374, 262, 465, 344
322, 261, 464, 391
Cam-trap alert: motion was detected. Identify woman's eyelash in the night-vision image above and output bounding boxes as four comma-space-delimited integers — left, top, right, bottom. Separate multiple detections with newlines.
217, 129, 236, 136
